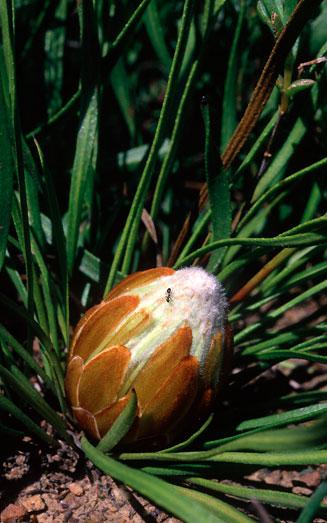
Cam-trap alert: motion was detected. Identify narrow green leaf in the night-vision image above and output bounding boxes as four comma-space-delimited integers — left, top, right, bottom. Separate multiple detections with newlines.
0, 291, 66, 409
21, 0, 52, 60
102, 0, 152, 70
119, 445, 243, 462
286, 78, 315, 97
23, 138, 46, 252
79, 249, 107, 283
237, 403, 327, 431
25, 88, 81, 140
173, 484, 252, 523
280, 214, 326, 238
0, 364, 72, 445
297, 481, 327, 523
174, 233, 327, 268
201, 100, 231, 272
4, 258, 27, 306
0, 323, 56, 395
0, 394, 59, 447
208, 449, 327, 466
301, 182, 322, 223
33, 138, 69, 344
255, 349, 327, 364
252, 76, 323, 203
117, 139, 170, 171
0, 57, 14, 271
32, 261, 50, 337
223, 204, 270, 267
141, 463, 216, 476
232, 110, 279, 183
252, 117, 307, 202
259, 245, 323, 294
220, 0, 245, 153
204, 408, 327, 450
119, 0, 197, 277
66, 89, 98, 274
187, 478, 327, 515
160, 414, 214, 453
144, 0, 172, 73
237, 329, 325, 357
66, 0, 100, 274
0, 422, 24, 439
96, 389, 138, 452
44, 0, 68, 116
6, 236, 49, 338
211, 417, 327, 453
110, 58, 136, 139
201, 0, 214, 36
283, 0, 299, 21
29, 231, 60, 354
175, 210, 212, 266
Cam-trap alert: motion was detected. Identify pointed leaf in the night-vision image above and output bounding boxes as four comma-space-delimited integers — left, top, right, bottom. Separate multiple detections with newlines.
286, 78, 315, 97
0, 57, 14, 271
297, 481, 327, 523
201, 100, 231, 272
0, 394, 59, 447
96, 389, 138, 452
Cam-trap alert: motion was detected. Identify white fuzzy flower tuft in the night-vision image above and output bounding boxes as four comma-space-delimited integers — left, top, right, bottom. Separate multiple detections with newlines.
165, 267, 228, 365
117, 266, 229, 391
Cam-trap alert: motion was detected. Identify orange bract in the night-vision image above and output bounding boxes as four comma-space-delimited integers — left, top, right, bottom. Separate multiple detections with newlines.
69, 295, 139, 361
103, 267, 175, 302
132, 326, 192, 409
78, 346, 131, 413
135, 355, 199, 441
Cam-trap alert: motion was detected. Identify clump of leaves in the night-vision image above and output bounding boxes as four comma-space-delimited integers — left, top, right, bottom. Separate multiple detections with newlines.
1, 0, 327, 521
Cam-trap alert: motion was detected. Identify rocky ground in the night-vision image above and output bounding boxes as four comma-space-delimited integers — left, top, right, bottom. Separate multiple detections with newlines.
1, 436, 180, 523
1, 433, 327, 523
1, 298, 326, 522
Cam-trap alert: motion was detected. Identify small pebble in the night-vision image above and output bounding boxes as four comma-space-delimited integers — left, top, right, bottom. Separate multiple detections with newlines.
21, 494, 46, 513
299, 470, 322, 487
1, 503, 28, 523
292, 486, 313, 497
68, 482, 84, 496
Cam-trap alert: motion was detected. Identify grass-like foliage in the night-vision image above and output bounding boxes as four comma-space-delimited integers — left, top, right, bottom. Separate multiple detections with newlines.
1, 0, 327, 520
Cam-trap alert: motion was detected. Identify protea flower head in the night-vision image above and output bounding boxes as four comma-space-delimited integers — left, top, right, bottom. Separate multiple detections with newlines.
65, 266, 233, 446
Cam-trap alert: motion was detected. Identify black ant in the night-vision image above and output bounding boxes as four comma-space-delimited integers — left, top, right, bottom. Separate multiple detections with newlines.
166, 288, 172, 303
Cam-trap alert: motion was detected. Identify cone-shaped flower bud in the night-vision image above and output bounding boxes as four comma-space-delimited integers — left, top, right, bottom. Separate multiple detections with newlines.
65, 267, 233, 446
